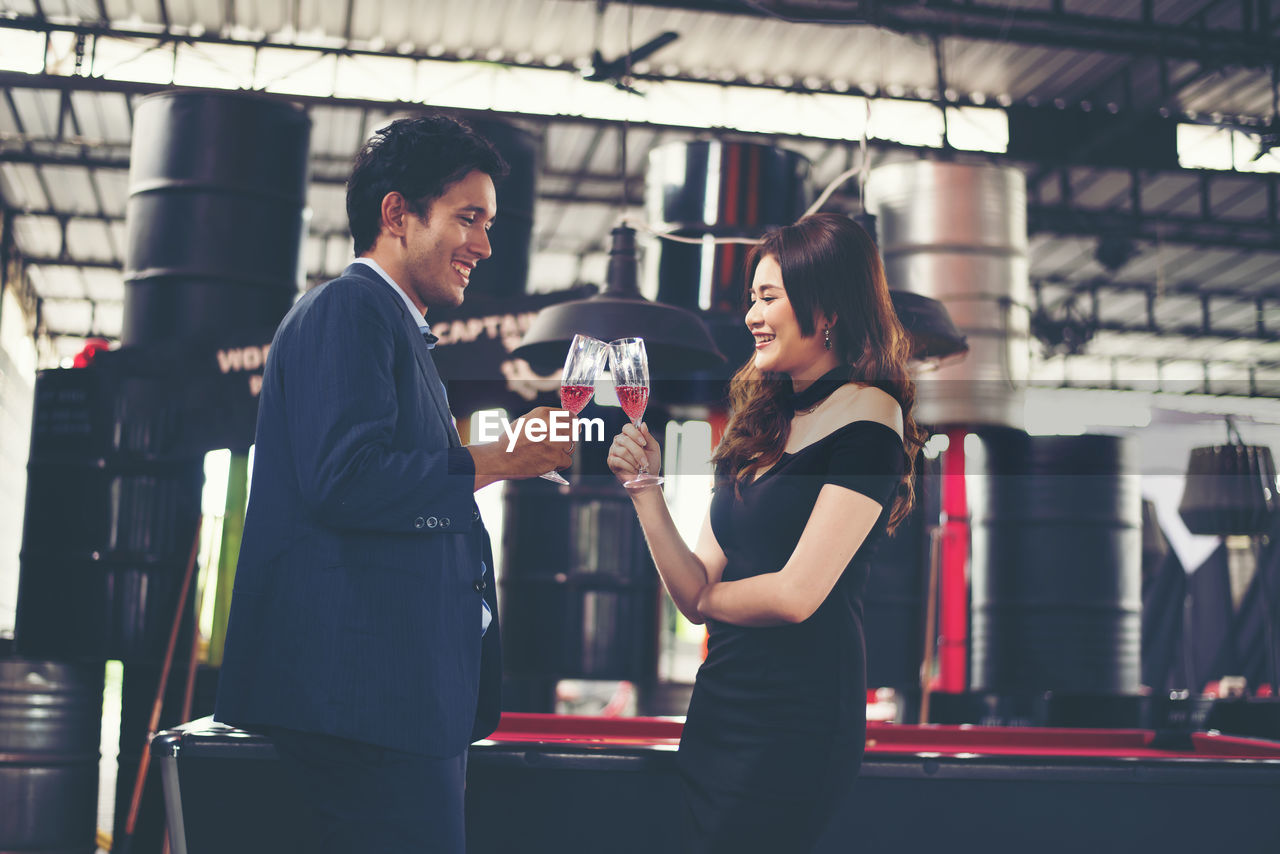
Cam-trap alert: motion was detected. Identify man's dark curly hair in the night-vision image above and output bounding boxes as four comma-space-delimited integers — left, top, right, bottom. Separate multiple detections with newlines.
346, 113, 509, 256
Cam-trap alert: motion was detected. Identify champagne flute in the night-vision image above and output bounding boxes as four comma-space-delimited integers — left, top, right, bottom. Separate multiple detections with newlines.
540, 334, 609, 484
609, 337, 663, 489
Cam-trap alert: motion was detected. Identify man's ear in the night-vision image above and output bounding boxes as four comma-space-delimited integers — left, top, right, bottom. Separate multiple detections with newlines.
380, 192, 411, 238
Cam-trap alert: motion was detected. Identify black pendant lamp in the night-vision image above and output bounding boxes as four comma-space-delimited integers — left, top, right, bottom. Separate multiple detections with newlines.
512, 225, 725, 376
1179, 418, 1278, 537
890, 290, 969, 363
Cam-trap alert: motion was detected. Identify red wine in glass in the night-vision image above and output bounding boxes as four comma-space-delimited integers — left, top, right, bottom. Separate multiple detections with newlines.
540, 335, 608, 484
560, 384, 596, 415
608, 337, 663, 489
616, 385, 649, 423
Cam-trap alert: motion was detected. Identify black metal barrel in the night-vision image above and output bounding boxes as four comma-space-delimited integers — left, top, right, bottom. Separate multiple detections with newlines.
16, 365, 202, 663
123, 90, 310, 347
0, 657, 103, 854
863, 460, 934, 692
466, 118, 539, 301
498, 408, 660, 710
968, 431, 1142, 694
500, 477, 659, 681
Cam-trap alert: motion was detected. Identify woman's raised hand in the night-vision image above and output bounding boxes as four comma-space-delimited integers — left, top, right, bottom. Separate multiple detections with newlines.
607, 422, 663, 489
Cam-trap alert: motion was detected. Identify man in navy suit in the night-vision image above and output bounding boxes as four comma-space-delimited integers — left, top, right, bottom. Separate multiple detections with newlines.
214, 114, 571, 852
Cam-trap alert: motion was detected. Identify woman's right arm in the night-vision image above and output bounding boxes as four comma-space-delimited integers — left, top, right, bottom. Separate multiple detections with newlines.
609, 423, 727, 624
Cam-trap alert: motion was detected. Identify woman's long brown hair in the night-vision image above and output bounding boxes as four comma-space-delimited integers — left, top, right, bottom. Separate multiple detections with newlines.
711, 213, 925, 533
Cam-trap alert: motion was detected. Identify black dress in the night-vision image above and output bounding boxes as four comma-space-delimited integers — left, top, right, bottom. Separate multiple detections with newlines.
679, 419, 906, 853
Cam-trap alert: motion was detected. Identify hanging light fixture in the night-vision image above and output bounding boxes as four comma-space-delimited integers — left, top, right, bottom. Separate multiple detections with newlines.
1179, 418, 1278, 537
1177, 417, 1280, 697
890, 290, 968, 363
512, 224, 724, 376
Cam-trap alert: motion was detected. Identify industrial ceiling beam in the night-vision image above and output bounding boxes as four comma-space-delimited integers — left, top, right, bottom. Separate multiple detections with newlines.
40, 329, 112, 340
1025, 364, 1280, 397
5, 142, 1279, 251
7, 208, 355, 247
19, 255, 122, 269
575, 0, 1280, 65
1036, 275, 1280, 302
0, 18, 972, 110
2, 12, 1276, 121
0, 148, 351, 186
1027, 205, 1280, 253
1032, 277, 1280, 348
1089, 318, 1280, 342
41, 295, 121, 304
5, 2, 1277, 66
5, 68, 1267, 187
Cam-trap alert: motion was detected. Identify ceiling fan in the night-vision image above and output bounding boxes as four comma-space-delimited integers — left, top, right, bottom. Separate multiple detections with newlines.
1185, 65, 1280, 162
1183, 111, 1280, 162
581, 1, 680, 95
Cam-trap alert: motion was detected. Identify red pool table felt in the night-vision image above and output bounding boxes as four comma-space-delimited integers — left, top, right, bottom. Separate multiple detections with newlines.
485, 712, 1280, 761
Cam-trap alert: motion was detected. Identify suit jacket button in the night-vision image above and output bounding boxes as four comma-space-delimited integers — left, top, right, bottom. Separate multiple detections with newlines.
473, 510, 480, 521
474, 579, 487, 592
441, 517, 451, 528
426, 516, 439, 528
413, 517, 425, 529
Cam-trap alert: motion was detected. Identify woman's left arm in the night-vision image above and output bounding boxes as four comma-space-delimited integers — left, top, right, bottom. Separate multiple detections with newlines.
695, 484, 884, 626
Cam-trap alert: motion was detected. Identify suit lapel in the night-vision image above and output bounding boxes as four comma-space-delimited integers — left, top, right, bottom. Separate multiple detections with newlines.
408, 321, 463, 449
344, 263, 462, 448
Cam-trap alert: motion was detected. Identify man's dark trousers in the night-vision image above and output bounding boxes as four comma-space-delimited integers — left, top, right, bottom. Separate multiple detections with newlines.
268, 727, 467, 853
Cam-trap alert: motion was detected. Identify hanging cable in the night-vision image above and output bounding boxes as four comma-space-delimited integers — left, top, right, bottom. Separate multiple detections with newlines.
645, 97, 873, 243
620, 0, 633, 218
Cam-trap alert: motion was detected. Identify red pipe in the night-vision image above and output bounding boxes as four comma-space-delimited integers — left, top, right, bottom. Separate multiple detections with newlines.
938, 429, 969, 693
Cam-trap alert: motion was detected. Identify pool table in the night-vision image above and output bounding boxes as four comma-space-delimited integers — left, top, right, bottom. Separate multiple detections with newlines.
155, 713, 1280, 853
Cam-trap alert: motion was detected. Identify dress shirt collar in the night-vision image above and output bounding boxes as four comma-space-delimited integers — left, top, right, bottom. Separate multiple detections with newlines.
352, 257, 432, 335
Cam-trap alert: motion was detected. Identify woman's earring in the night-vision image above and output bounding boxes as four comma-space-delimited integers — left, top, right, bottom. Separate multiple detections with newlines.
823, 328, 832, 350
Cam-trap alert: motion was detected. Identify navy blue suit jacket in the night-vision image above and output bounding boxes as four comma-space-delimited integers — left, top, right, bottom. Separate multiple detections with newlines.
215, 263, 501, 758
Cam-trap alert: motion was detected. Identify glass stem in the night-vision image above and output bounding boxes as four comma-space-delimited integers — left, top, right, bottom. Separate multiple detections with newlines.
634, 418, 648, 476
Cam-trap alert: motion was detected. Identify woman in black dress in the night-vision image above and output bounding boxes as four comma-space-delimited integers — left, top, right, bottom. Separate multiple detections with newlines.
607, 213, 925, 853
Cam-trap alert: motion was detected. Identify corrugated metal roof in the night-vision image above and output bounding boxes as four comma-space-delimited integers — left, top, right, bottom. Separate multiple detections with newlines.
94, 171, 129, 216
0, 163, 49, 209
40, 297, 92, 333
81, 267, 124, 301
7, 0, 1266, 115
307, 183, 349, 232
8, 88, 61, 137
27, 264, 86, 299
64, 218, 115, 262
39, 165, 100, 215
12, 213, 61, 255
69, 90, 133, 145
92, 299, 124, 337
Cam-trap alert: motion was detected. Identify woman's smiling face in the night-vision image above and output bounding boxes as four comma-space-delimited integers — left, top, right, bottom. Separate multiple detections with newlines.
746, 254, 836, 379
